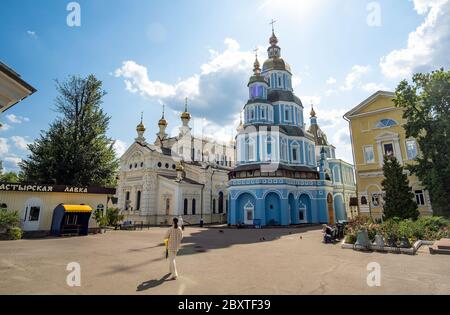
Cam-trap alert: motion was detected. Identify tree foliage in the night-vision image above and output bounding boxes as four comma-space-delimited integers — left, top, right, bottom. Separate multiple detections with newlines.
19, 75, 119, 187
381, 156, 419, 220
394, 69, 450, 217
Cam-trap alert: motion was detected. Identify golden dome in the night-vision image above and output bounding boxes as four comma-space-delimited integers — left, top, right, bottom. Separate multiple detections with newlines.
262, 57, 291, 73
181, 97, 191, 120
270, 31, 278, 46
158, 118, 168, 126
310, 105, 316, 117
181, 111, 191, 120
136, 112, 146, 132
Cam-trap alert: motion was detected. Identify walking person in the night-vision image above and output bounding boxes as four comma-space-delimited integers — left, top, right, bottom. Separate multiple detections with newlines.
164, 218, 183, 280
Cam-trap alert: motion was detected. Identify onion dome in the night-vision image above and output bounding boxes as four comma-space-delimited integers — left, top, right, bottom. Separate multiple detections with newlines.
181, 97, 191, 120
310, 105, 316, 117
136, 113, 146, 132
158, 104, 168, 126
263, 24, 292, 73
248, 52, 268, 86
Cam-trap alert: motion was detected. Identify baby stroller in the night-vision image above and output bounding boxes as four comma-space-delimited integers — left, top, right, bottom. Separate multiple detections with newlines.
322, 224, 338, 244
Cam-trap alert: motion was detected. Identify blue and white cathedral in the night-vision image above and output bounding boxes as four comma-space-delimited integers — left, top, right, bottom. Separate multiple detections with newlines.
228, 27, 357, 226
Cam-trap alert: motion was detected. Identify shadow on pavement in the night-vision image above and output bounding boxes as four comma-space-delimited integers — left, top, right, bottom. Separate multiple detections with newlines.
136, 273, 172, 291
178, 225, 321, 257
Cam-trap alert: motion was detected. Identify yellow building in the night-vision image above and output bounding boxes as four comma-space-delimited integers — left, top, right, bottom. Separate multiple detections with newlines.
344, 91, 433, 219
0, 183, 115, 236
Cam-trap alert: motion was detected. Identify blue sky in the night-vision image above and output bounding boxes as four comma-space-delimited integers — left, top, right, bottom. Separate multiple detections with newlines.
1, 0, 449, 172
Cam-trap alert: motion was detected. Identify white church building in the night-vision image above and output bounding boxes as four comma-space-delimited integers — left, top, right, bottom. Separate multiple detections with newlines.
116, 101, 235, 225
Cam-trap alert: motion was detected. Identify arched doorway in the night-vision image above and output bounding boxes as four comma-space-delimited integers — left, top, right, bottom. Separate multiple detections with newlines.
236, 193, 256, 225
327, 193, 334, 224
265, 192, 281, 226
298, 194, 311, 224
333, 194, 346, 222
289, 194, 297, 225
218, 192, 224, 214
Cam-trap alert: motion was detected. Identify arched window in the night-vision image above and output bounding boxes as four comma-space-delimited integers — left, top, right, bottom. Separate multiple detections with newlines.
376, 119, 397, 128
136, 191, 141, 211
183, 199, 188, 215
213, 199, 216, 214
192, 199, 196, 215
165, 198, 170, 215
267, 136, 273, 160
218, 192, 224, 214
281, 139, 288, 161
125, 192, 130, 210
246, 137, 255, 161
291, 142, 300, 163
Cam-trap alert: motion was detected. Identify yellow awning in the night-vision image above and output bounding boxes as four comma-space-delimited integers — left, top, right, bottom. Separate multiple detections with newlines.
63, 205, 93, 213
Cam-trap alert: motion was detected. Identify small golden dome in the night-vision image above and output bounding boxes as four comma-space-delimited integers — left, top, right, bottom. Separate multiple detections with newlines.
270, 32, 278, 46
310, 105, 316, 117
181, 97, 191, 120
136, 122, 145, 132
181, 111, 191, 120
158, 118, 168, 126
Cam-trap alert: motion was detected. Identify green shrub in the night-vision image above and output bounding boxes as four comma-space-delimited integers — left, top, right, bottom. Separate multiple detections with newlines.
106, 208, 124, 226
7, 227, 22, 240
0, 209, 20, 230
344, 215, 450, 245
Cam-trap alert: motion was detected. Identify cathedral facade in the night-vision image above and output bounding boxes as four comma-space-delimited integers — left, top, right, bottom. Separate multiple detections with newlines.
228, 28, 356, 226
116, 102, 234, 225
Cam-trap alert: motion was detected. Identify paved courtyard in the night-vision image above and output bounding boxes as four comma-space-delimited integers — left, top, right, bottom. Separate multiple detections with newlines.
1, 226, 449, 295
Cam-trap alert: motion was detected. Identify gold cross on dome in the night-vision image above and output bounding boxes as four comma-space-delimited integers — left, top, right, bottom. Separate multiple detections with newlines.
270, 19, 277, 32
253, 47, 259, 58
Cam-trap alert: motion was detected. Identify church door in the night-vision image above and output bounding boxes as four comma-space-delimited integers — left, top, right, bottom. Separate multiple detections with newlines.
244, 201, 254, 225
327, 193, 334, 225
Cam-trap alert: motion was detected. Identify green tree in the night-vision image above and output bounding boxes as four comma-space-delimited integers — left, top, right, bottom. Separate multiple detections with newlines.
381, 156, 419, 220
19, 75, 119, 187
0, 161, 20, 183
394, 69, 450, 217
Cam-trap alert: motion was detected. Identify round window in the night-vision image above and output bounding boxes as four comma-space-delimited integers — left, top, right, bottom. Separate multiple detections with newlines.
129, 164, 132, 169
172, 164, 176, 170
165, 163, 169, 169
158, 162, 162, 168
141, 162, 144, 167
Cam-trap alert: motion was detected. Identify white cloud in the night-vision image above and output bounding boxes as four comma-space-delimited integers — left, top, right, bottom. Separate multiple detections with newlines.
114, 140, 127, 157
380, 0, 450, 79
0, 123, 11, 131
361, 82, 389, 92
3, 156, 22, 168
340, 65, 370, 91
326, 77, 337, 85
301, 95, 321, 106
115, 38, 255, 125
27, 30, 37, 38
115, 61, 177, 98
0, 138, 9, 155
292, 75, 302, 89
6, 114, 30, 124
10, 136, 31, 151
